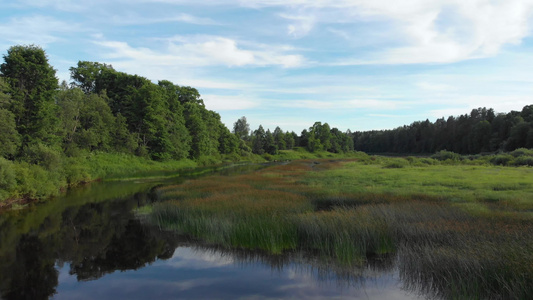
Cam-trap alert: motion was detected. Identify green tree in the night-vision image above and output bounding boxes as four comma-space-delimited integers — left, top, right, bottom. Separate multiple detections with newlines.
75, 92, 115, 152
233, 116, 250, 141
56, 85, 83, 153
112, 113, 137, 154
158, 80, 191, 159
0, 77, 10, 108
307, 122, 331, 152
264, 129, 278, 155
0, 78, 21, 158
251, 125, 266, 155
0, 108, 21, 158
184, 102, 210, 159
284, 131, 296, 149
1, 45, 59, 147
470, 120, 491, 153
273, 126, 286, 150
69, 61, 113, 94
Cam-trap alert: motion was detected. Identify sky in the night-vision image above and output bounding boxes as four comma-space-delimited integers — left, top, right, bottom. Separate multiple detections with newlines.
1, 0, 533, 133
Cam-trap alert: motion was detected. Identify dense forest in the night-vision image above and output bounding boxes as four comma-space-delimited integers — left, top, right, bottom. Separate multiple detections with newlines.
0, 44, 532, 203
353, 106, 533, 154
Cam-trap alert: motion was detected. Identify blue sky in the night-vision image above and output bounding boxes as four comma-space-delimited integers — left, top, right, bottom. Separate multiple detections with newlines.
1, 0, 533, 133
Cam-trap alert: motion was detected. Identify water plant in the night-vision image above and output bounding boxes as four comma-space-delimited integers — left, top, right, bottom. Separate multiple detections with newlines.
149, 158, 533, 299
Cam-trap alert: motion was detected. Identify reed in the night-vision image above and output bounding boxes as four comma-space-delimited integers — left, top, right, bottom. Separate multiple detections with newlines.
149, 158, 533, 299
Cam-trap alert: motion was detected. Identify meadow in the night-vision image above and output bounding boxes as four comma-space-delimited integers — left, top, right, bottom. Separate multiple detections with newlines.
149, 154, 532, 299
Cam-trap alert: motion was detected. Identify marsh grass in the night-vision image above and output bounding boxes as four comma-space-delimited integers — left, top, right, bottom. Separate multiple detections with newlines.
149, 158, 533, 299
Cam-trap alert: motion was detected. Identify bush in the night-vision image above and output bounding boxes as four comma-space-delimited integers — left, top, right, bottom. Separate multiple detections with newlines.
512, 156, 533, 166
196, 155, 221, 167
383, 158, 408, 168
63, 157, 92, 186
0, 158, 16, 201
22, 143, 63, 171
262, 153, 274, 161
12, 162, 65, 199
510, 148, 533, 157
490, 154, 514, 166
431, 150, 461, 161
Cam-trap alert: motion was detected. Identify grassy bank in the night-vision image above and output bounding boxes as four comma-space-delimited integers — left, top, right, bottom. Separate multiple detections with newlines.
0, 152, 198, 207
0, 146, 365, 208
148, 156, 533, 299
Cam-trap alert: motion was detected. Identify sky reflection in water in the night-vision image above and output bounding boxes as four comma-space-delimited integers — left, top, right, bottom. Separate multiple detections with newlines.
53, 246, 422, 300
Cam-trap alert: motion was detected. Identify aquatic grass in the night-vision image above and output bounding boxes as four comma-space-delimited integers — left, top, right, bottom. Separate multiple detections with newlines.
148, 158, 533, 299
295, 207, 394, 266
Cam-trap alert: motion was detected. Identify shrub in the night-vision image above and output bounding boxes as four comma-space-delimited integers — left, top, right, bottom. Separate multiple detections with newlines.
12, 162, 65, 199
22, 143, 63, 171
0, 158, 16, 201
509, 148, 533, 157
431, 150, 461, 161
383, 158, 408, 168
512, 156, 533, 166
63, 157, 92, 186
490, 154, 514, 166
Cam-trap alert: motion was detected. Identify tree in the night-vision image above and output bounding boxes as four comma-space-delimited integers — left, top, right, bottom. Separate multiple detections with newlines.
0, 77, 10, 108
284, 131, 296, 149
112, 113, 137, 154
158, 80, 191, 160
1, 45, 59, 147
233, 116, 250, 141
56, 85, 83, 153
307, 122, 331, 152
75, 92, 115, 152
273, 126, 286, 150
0, 78, 20, 158
70, 61, 114, 94
0, 108, 20, 158
264, 129, 278, 155
184, 102, 210, 159
251, 125, 266, 154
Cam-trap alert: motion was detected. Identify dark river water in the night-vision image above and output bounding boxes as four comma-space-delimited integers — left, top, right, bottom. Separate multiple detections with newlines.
0, 165, 423, 300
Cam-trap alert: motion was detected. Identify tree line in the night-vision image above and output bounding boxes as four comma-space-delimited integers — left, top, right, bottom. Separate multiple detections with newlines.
233, 117, 354, 155
0, 45, 355, 165
0, 45, 245, 163
1, 44, 532, 169
352, 106, 533, 154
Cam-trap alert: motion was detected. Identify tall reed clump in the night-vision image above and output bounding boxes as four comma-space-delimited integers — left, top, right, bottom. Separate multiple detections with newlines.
295, 207, 394, 265
382, 202, 533, 300
151, 175, 314, 254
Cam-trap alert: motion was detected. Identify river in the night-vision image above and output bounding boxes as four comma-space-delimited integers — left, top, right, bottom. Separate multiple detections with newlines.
0, 164, 423, 300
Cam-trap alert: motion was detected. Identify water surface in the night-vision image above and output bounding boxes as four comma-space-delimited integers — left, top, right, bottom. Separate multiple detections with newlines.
0, 164, 422, 300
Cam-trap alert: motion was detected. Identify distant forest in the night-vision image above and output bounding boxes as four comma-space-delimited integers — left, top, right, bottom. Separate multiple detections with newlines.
1, 44, 532, 165
352, 106, 533, 155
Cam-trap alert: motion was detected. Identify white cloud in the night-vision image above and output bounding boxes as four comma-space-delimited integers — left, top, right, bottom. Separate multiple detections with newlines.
0, 15, 81, 46
331, 0, 533, 64
18, 0, 86, 11
202, 94, 260, 111
281, 100, 335, 109
416, 81, 455, 92
279, 99, 410, 110
95, 35, 304, 68
234, 0, 533, 64
109, 13, 218, 26
280, 13, 315, 38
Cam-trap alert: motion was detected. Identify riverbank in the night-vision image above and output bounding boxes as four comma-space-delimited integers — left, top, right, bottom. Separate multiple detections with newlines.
0, 148, 359, 210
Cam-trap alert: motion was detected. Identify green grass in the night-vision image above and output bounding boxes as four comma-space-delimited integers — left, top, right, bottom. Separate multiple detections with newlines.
305, 159, 533, 213
148, 157, 533, 299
